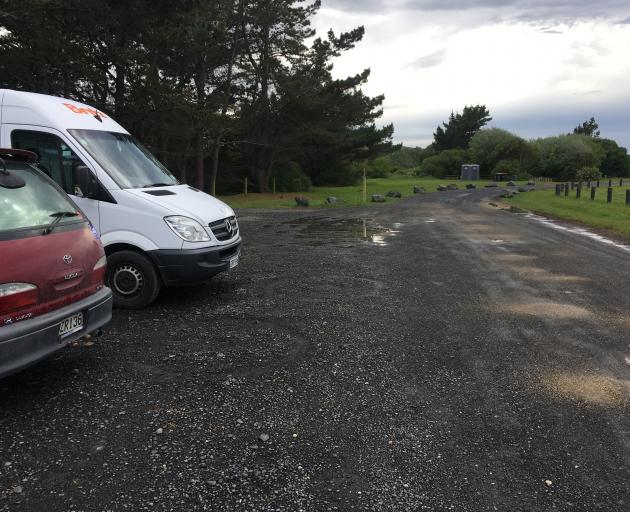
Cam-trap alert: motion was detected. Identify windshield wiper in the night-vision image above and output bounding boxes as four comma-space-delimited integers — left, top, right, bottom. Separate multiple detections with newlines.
43, 211, 79, 235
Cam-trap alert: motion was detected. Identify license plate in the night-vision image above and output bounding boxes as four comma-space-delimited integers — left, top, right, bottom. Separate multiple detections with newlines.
229, 256, 239, 269
58, 312, 83, 339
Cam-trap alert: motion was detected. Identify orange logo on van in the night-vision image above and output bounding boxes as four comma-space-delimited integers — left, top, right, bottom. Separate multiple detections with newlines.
63, 103, 108, 119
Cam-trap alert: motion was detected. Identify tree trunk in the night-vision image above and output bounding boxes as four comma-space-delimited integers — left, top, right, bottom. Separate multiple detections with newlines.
195, 130, 205, 191
114, 63, 125, 116
210, 0, 242, 196
210, 142, 220, 196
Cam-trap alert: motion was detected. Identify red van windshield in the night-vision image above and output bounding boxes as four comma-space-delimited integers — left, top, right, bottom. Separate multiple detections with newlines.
0, 164, 81, 234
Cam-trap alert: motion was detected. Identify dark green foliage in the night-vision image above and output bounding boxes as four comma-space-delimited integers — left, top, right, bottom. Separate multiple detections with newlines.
531, 135, 604, 181
593, 138, 630, 177
433, 105, 492, 151
492, 159, 521, 177
272, 162, 312, 192
360, 146, 425, 178
469, 128, 534, 178
0, 0, 392, 192
418, 149, 468, 178
576, 166, 602, 181
572, 117, 600, 138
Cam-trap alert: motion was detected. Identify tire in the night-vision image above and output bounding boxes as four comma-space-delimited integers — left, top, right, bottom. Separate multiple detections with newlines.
106, 250, 161, 309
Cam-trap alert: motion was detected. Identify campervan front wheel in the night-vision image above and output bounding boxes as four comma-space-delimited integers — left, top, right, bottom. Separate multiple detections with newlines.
106, 250, 161, 309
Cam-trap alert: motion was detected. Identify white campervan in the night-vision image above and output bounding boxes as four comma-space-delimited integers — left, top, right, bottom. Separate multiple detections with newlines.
1, 90, 241, 308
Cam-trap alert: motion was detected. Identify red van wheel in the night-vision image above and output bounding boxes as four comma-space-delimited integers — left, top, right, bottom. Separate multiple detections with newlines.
106, 250, 161, 309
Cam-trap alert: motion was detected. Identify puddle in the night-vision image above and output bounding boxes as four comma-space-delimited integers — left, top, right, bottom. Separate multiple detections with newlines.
525, 214, 630, 253
282, 217, 395, 246
539, 371, 628, 406
506, 266, 589, 283
498, 302, 591, 319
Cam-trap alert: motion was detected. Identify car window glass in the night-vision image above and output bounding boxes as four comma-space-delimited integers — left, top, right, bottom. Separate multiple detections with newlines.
0, 164, 80, 232
11, 130, 87, 195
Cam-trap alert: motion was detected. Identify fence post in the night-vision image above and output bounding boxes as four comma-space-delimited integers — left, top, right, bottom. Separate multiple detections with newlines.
576, 185, 581, 199
608, 179, 612, 187
597, 180, 600, 187
555, 184, 561, 196
607, 187, 613, 203
244, 176, 248, 195
587, 181, 591, 188
591, 187, 596, 200
620, 178, 623, 187
273, 177, 276, 194
362, 168, 367, 203
565, 183, 569, 196
626, 190, 630, 205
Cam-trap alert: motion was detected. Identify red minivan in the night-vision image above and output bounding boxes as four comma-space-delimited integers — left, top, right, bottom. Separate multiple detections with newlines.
0, 149, 112, 378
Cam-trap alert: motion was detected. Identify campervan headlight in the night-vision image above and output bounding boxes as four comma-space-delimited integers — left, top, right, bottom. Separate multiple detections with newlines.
164, 216, 211, 242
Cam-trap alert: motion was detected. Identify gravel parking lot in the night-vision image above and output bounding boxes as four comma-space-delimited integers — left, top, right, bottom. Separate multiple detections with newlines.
1, 190, 629, 511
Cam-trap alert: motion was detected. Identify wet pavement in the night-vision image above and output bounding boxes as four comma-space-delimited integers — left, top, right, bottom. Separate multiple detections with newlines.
1, 188, 629, 511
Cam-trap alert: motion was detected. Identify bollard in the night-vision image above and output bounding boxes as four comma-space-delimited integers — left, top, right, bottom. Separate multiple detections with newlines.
626, 189, 630, 205
576, 185, 581, 199
607, 187, 613, 203
591, 187, 596, 200
555, 184, 561, 196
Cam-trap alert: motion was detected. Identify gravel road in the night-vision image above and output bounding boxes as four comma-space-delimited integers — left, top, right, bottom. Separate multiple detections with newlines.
1, 188, 629, 511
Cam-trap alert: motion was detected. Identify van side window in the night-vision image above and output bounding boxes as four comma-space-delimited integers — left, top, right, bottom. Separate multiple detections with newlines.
11, 130, 86, 196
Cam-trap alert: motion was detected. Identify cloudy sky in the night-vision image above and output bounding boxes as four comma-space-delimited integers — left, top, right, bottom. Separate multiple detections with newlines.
314, 0, 630, 148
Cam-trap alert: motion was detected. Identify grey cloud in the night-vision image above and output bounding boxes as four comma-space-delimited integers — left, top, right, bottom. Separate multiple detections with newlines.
407, 49, 446, 69
323, 0, 630, 22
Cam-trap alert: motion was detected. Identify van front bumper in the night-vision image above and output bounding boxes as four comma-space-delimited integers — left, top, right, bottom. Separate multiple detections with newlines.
149, 238, 241, 286
0, 287, 113, 379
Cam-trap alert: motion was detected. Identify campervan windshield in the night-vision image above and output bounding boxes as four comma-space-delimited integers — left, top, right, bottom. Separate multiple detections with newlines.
69, 129, 178, 189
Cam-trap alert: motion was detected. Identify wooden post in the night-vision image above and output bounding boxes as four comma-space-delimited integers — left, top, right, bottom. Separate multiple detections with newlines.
620, 178, 623, 187
273, 177, 276, 194
244, 176, 248, 195
626, 190, 630, 205
555, 184, 561, 196
591, 187, 596, 201
576, 185, 581, 199
362, 168, 367, 203
564, 183, 569, 197
608, 179, 612, 187
607, 187, 613, 203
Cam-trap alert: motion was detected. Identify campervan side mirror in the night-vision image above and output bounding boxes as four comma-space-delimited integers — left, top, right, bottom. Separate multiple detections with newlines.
73, 165, 98, 198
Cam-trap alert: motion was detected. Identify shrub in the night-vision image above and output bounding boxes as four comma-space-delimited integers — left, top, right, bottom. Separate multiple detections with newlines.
418, 149, 468, 178
272, 161, 313, 192
576, 166, 602, 182
493, 159, 522, 178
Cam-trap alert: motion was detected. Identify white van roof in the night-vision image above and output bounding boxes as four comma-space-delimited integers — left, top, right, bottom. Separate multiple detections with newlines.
0, 89, 129, 134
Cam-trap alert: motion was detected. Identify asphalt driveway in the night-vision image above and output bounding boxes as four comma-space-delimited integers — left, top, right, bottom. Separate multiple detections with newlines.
1, 188, 629, 511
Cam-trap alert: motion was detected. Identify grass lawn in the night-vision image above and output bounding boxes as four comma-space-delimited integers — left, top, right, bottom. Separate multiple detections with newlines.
507, 184, 630, 237
220, 176, 522, 209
